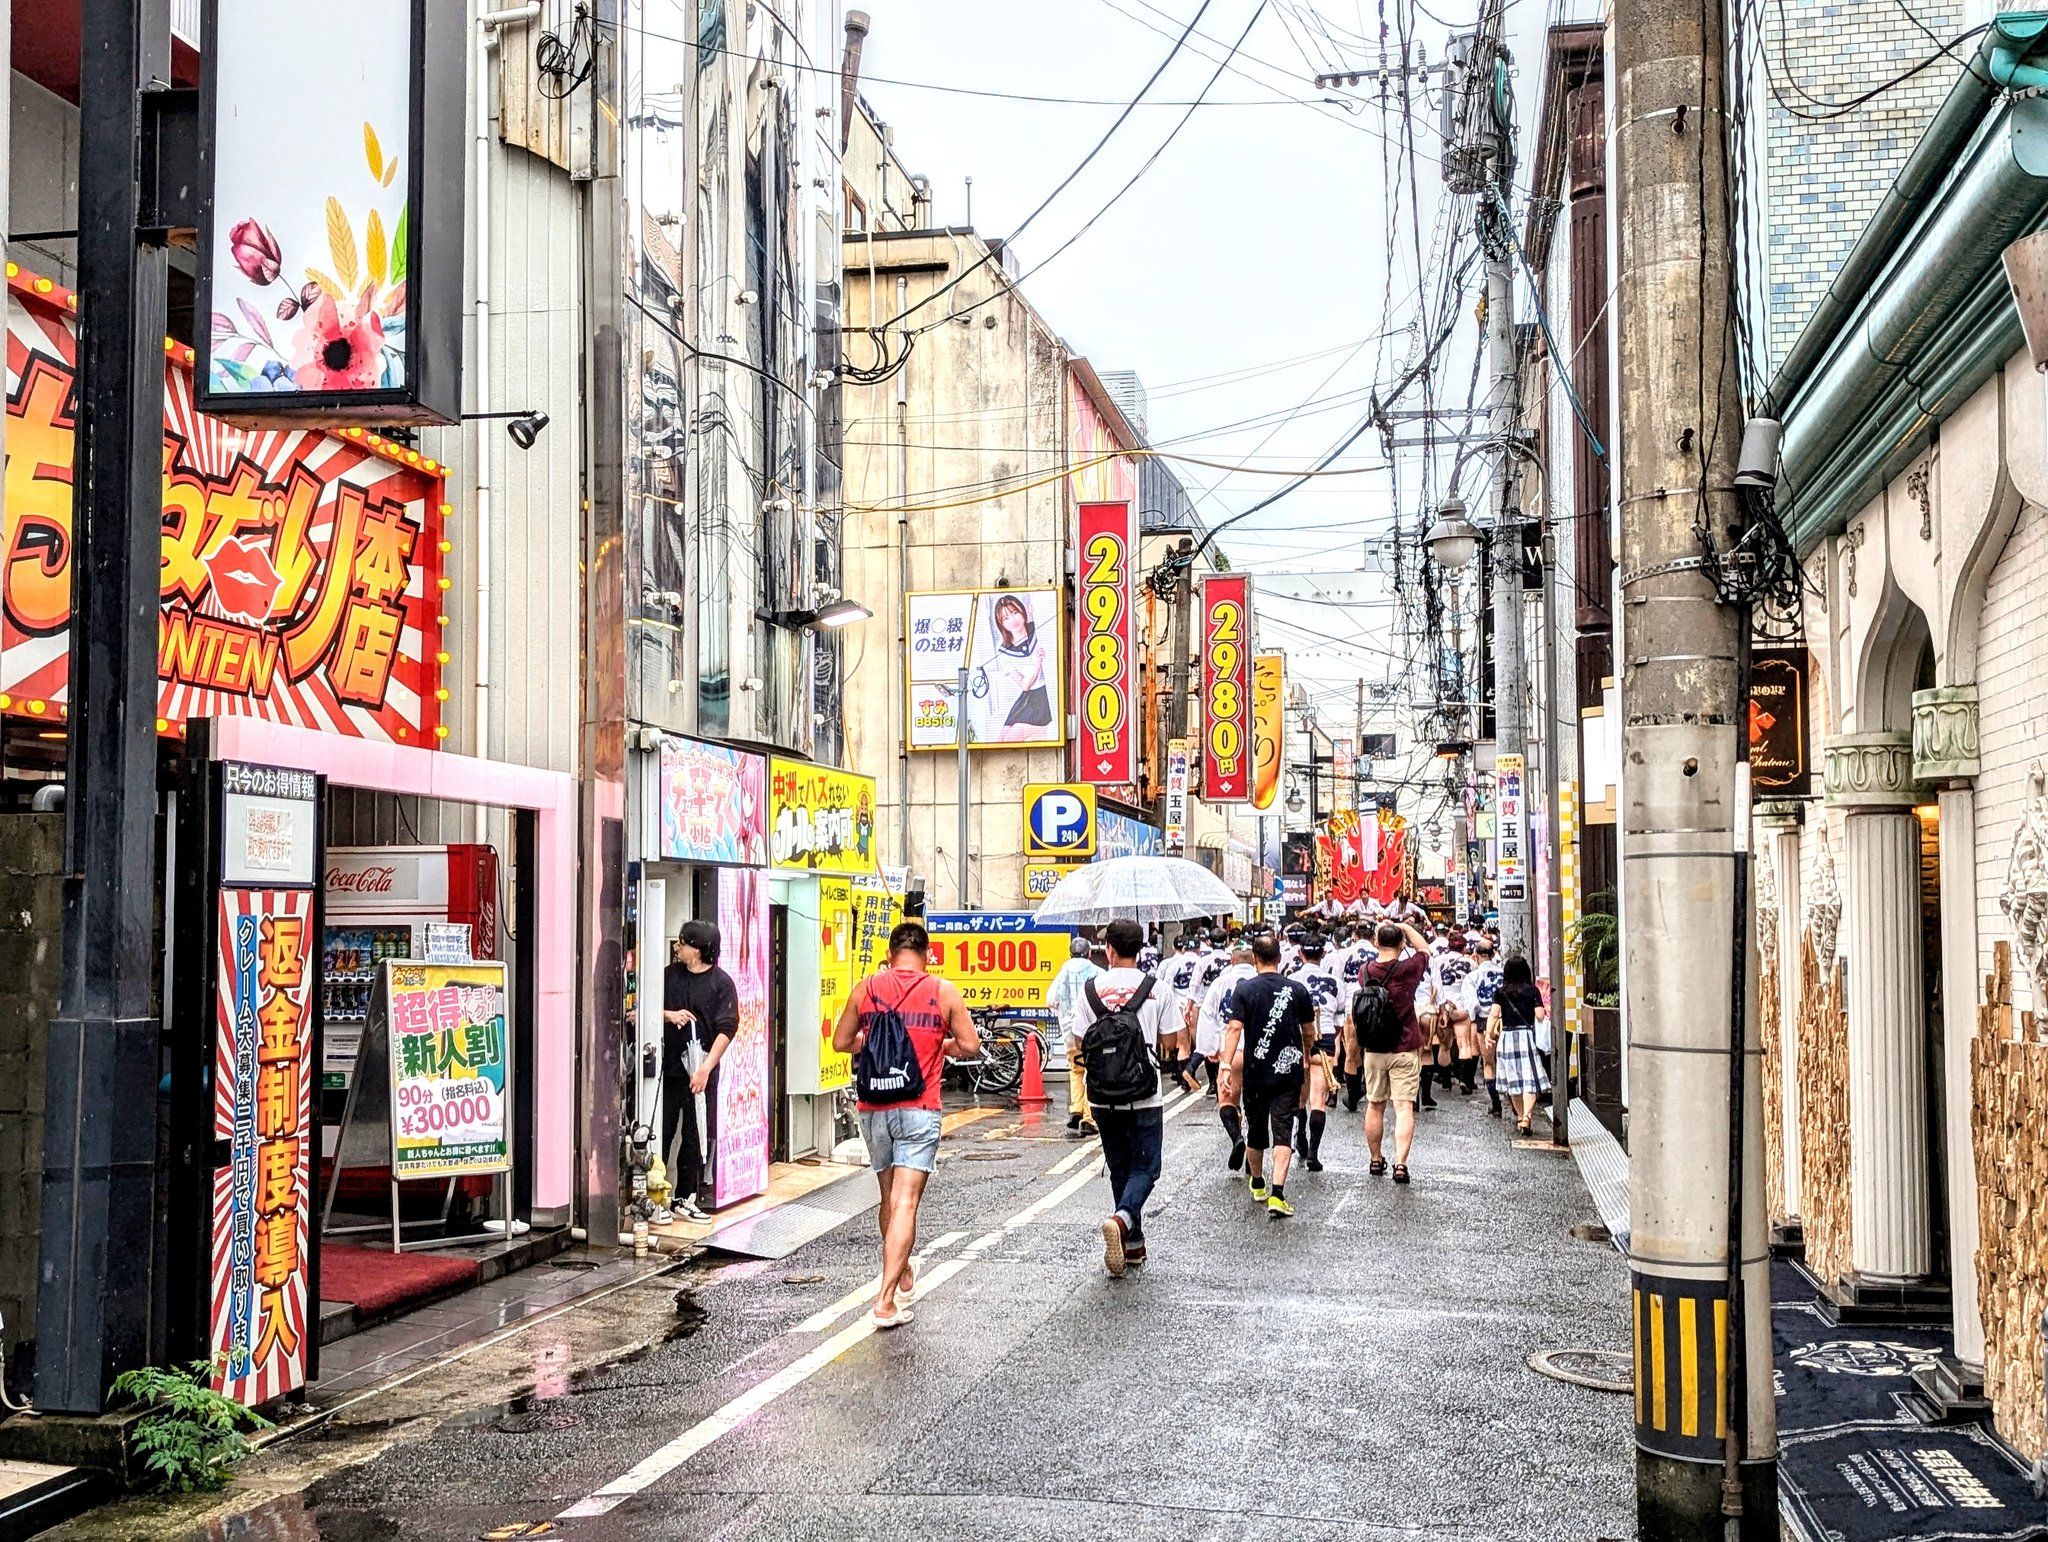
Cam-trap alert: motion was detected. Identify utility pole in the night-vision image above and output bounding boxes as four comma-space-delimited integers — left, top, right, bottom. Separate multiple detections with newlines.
1483, 218, 1529, 958
1615, 0, 1777, 1521
37, 0, 172, 1412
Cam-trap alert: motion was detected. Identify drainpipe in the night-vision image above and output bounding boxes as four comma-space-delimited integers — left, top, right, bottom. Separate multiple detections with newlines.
840, 11, 869, 154
896, 274, 911, 868
1772, 12, 2048, 407
473, 4, 539, 839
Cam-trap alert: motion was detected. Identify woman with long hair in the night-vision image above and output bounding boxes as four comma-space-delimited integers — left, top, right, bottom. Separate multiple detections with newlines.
976, 593, 1053, 743
1485, 954, 1550, 1138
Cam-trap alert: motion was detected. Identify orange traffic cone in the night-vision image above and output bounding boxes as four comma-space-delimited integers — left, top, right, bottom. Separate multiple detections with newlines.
1019, 1030, 1053, 1115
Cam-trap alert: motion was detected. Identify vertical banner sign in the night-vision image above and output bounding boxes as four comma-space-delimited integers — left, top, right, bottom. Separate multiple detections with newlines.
210, 761, 320, 1407
1200, 575, 1252, 802
1496, 753, 1528, 903
1748, 648, 1811, 797
385, 961, 511, 1178
713, 868, 773, 1209
814, 875, 899, 1093
197, 0, 465, 426
1251, 653, 1284, 811
1164, 738, 1190, 851
1075, 502, 1135, 784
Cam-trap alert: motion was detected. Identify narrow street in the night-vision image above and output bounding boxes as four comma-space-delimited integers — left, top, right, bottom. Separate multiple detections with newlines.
53, 1091, 1632, 1542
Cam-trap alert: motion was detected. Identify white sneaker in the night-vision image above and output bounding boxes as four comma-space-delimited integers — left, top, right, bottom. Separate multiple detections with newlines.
649, 1207, 675, 1225
677, 1199, 710, 1222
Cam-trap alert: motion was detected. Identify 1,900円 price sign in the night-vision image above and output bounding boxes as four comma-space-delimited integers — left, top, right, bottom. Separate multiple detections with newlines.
923, 917, 1068, 1009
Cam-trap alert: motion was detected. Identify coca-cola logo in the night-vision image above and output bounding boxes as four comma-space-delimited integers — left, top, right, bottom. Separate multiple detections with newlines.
328, 865, 396, 894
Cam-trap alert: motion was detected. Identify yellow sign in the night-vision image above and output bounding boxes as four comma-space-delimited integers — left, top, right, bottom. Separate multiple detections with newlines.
768, 759, 879, 874
814, 875, 899, 1092
1252, 653, 1284, 811
1023, 862, 1077, 900
925, 921, 1068, 1009
1022, 782, 1096, 858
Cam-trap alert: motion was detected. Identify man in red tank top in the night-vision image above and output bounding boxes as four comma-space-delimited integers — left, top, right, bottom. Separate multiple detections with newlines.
830, 922, 979, 1328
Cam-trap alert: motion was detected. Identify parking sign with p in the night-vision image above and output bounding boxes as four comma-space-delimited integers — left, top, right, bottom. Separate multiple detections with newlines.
1023, 783, 1096, 859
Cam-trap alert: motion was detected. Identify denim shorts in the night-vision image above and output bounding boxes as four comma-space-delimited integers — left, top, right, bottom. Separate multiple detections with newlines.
858, 1106, 943, 1174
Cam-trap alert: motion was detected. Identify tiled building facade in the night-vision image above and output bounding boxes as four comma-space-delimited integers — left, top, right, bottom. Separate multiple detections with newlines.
1761, 0, 1967, 364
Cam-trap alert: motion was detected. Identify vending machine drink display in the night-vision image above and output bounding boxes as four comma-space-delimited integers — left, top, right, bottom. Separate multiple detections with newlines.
321, 846, 500, 1098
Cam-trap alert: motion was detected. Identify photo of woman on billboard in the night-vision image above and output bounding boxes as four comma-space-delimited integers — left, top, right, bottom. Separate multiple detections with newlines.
971, 592, 1054, 743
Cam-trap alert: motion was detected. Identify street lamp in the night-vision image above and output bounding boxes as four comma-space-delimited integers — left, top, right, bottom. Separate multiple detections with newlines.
1425, 494, 1481, 569
756, 596, 872, 632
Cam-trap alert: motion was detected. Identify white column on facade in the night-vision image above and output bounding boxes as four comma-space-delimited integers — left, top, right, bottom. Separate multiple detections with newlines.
1756, 806, 1805, 1219
1916, 685, 1985, 1363
1827, 731, 1933, 1282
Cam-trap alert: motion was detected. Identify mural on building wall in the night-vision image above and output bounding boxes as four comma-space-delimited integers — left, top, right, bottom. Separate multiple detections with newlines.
1067, 371, 1136, 505
3, 270, 446, 742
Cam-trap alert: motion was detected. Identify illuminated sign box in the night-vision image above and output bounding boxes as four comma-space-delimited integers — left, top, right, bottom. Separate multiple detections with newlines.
195, 0, 465, 427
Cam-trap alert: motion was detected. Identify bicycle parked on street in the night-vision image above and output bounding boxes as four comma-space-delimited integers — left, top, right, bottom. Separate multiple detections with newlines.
945, 1008, 1055, 1100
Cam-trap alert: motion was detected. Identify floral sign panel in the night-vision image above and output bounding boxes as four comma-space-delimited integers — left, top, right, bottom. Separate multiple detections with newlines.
3, 270, 446, 743
198, 0, 463, 426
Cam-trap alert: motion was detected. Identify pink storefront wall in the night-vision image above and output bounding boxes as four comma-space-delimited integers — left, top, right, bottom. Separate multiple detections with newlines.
206, 717, 577, 1213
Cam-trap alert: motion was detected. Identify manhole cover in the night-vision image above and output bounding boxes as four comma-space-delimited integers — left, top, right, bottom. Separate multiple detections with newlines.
1529, 1348, 1633, 1392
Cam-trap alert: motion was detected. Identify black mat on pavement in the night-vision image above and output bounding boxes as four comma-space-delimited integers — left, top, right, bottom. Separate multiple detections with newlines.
1774, 1258, 2048, 1542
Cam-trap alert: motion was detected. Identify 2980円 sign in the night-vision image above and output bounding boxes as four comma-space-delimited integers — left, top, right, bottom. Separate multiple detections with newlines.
1200, 575, 1253, 803
3, 269, 446, 742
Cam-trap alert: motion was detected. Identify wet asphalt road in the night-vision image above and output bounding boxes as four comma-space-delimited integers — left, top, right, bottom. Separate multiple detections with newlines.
64, 1084, 1636, 1542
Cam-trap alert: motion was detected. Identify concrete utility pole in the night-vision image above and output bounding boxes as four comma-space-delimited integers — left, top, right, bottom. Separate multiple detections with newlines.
1484, 225, 1529, 957
1614, 0, 1777, 1523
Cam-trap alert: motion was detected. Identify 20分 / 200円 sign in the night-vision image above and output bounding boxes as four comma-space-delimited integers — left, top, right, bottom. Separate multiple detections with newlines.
1200, 575, 1253, 803
1075, 502, 1134, 784
385, 961, 510, 1179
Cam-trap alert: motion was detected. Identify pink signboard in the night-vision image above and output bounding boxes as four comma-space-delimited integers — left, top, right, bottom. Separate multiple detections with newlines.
712, 867, 771, 1208
659, 735, 767, 866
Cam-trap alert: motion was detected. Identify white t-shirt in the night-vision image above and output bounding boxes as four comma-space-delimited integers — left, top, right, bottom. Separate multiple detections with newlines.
1075, 967, 1180, 1110
1162, 950, 1204, 1003
1197, 963, 1255, 1058
1295, 962, 1344, 1042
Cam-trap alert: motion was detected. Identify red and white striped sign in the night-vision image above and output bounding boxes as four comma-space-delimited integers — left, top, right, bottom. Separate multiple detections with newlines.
1075, 501, 1134, 785
210, 887, 315, 1406
1200, 574, 1253, 803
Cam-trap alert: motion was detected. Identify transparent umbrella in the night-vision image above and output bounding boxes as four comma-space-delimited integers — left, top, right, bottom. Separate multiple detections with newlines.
1032, 855, 1243, 925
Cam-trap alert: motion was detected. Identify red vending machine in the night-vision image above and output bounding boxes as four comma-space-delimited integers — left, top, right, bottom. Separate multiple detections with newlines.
320, 845, 500, 1098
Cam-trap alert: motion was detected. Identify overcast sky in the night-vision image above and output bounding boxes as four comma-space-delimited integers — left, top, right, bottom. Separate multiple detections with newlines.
849, 0, 1556, 769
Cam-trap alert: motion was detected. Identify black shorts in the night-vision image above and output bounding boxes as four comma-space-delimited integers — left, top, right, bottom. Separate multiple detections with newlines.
1315, 1033, 1338, 1058
1241, 1078, 1303, 1150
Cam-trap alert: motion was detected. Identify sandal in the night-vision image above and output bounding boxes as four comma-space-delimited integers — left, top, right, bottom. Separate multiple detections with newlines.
1515, 1121, 1533, 1139
872, 1305, 914, 1329
1368, 1157, 1388, 1177
1391, 1164, 1411, 1185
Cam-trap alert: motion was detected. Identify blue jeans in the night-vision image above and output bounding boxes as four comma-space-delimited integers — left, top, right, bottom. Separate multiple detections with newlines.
1094, 1104, 1163, 1243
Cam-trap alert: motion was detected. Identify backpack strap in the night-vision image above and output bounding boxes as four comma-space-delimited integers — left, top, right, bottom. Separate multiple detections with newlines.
1128, 973, 1156, 1010
1083, 978, 1106, 1018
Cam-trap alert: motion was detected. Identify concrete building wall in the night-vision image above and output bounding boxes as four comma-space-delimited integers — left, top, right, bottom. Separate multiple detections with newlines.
841, 230, 1071, 908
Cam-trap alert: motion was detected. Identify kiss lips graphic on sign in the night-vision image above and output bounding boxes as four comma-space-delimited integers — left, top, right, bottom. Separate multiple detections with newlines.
203, 535, 285, 623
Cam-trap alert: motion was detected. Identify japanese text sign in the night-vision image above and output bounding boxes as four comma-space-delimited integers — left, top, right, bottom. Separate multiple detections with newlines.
1252, 653, 1284, 811
1165, 738, 1189, 850
924, 914, 1072, 1009
385, 961, 510, 1180
1200, 575, 1252, 803
1075, 502, 1134, 784
1495, 753, 1527, 903
812, 875, 899, 1094
768, 759, 879, 874
659, 736, 767, 865
713, 868, 772, 1208
4, 272, 447, 742
211, 887, 315, 1405
1749, 648, 1810, 796
904, 588, 1064, 751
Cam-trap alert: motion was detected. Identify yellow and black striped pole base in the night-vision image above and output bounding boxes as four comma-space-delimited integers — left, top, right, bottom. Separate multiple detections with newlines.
1633, 1270, 1779, 1539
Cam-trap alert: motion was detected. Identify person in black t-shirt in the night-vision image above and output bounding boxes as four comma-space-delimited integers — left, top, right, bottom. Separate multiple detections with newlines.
661, 918, 740, 1222
1223, 935, 1317, 1219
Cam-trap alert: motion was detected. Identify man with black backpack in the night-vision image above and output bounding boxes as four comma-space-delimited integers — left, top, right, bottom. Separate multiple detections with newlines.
1351, 919, 1432, 1184
1079, 918, 1184, 1276
830, 922, 980, 1328
1224, 934, 1318, 1218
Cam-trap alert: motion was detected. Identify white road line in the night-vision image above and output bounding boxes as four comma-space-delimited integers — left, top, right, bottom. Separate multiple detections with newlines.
1001, 1160, 1103, 1231
1047, 1087, 1203, 1175
790, 1231, 966, 1334
963, 1229, 1004, 1254
558, 1255, 977, 1520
